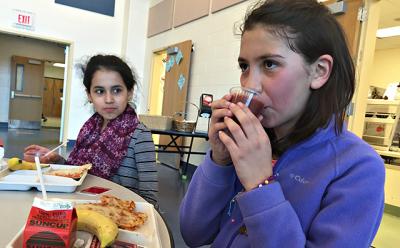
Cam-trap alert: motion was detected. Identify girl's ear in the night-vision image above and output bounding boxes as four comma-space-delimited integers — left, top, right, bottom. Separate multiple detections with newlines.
86, 90, 92, 103
310, 54, 333, 90
128, 90, 133, 102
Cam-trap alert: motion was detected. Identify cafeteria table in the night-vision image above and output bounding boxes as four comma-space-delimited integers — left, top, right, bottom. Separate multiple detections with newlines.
0, 174, 173, 247
150, 128, 208, 179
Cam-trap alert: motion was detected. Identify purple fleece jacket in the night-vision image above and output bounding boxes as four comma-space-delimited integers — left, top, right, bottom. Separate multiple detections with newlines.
180, 122, 385, 247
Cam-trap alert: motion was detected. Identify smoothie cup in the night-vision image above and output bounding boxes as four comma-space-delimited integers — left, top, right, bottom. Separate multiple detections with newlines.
229, 86, 264, 116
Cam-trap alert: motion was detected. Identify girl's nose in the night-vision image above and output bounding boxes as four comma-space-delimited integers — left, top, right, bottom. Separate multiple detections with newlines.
243, 68, 262, 92
105, 92, 114, 103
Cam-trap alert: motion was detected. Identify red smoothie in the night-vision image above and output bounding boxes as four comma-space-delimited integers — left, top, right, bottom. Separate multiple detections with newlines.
231, 93, 264, 116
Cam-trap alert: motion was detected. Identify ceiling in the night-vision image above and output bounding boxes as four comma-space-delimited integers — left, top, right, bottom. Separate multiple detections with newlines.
375, 0, 400, 50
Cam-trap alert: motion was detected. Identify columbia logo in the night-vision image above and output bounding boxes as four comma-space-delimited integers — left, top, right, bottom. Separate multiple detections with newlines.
290, 173, 310, 184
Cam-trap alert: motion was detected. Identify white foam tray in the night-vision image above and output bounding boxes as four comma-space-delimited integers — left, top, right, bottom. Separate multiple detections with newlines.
0, 164, 88, 193
6, 202, 161, 248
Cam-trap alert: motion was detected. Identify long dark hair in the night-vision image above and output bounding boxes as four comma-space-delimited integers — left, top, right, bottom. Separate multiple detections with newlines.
242, 0, 355, 155
82, 54, 137, 92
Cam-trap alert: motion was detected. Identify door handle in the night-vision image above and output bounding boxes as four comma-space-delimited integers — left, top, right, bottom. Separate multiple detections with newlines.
11, 91, 15, 99
14, 93, 42, 99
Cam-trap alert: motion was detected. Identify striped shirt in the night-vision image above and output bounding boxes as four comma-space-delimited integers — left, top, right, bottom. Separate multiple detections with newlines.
111, 123, 158, 207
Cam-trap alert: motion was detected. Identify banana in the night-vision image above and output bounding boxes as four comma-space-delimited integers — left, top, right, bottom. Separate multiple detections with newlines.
7, 157, 50, 171
76, 208, 119, 248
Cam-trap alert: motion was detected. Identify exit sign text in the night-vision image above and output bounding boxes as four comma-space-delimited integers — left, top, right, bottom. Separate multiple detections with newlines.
13, 10, 35, 30
18, 14, 32, 25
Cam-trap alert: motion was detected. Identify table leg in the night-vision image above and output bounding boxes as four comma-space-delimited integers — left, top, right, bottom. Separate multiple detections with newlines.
181, 136, 195, 180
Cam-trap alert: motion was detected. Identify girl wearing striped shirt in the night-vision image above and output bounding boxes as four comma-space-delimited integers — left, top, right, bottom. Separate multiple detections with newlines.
24, 55, 158, 206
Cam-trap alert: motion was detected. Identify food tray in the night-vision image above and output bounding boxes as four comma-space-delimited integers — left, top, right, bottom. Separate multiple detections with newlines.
0, 159, 7, 170
117, 202, 161, 248
0, 164, 89, 193
7, 202, 161, 248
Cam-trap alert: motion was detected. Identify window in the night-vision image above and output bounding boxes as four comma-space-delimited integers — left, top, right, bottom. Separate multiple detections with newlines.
15, 64, 24, 91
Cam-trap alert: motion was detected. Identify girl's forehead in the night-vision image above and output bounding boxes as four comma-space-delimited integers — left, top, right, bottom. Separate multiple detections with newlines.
92, 70, 122, 80
91, 71, 126, 87
241, 29, 291, 54
246, 24, 298, 45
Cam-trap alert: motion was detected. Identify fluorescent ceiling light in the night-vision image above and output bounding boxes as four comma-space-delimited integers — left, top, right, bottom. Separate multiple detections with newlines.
53, 63, 65, 68
376, 26, 400, 38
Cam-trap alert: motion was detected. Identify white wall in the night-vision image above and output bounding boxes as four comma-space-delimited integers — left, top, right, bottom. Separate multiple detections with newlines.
370, 47, 400, 89
124, 0, 150, 111
143, 1, 253, 113
143, 0, 257, 165
0, 0, 149, 141
0, 33, 65, 122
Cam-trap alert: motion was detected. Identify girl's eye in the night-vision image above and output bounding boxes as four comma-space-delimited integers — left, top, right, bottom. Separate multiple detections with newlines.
263, 60, 278, 69
238, 63, 248, 72
112, 88, 122, 94
94, 89, 104, 94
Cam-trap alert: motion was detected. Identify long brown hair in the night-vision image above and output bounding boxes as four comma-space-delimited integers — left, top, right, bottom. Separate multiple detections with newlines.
241, 0, 355, 155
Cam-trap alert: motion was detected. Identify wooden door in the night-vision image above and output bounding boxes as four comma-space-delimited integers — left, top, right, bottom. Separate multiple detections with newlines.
42, 78, 54, 117
161, 40, 193, 119
324, 0, 364, 59
52, 79, 63, 117
42, 78, 63, 118
159, 40, 193, 169
9, 56, 44, 129
324, 0, 364, 125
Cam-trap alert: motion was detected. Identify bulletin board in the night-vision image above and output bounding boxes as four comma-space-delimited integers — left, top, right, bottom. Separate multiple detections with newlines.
147, 0, 174, 38
211, 0, 247, 13
173, 0, 211, 28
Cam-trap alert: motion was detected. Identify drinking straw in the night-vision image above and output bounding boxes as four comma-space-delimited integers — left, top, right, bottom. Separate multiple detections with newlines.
35, 155, 47, 200
245, 92, 254, 107
43, 141, 67, 158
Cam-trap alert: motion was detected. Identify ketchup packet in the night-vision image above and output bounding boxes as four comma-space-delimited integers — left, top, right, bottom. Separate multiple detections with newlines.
79, 186, 110, 195
23, 197, 77, 248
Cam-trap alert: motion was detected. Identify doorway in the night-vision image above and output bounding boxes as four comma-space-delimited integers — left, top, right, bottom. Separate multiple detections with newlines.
148, 50, 167, 145
148, 40, 194, 169
0, 30, 71, 143
41, 63, 65, 129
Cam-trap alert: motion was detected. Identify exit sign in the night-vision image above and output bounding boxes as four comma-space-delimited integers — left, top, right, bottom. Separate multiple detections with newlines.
13, 9, 35, 31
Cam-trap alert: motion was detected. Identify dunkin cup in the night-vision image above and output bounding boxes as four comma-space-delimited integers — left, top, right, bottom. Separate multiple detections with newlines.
229, 86, 264, 117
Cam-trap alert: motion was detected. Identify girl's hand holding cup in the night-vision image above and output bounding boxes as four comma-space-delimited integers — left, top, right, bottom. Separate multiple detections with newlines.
219, 87, 273, 191
209, 95, 234, 165
210, 87, 265, 166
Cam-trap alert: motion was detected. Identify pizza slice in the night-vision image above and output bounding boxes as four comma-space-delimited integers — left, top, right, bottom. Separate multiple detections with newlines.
100, 195, 136, 211
76, 195, 148, 231
45, 163, 92, 179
